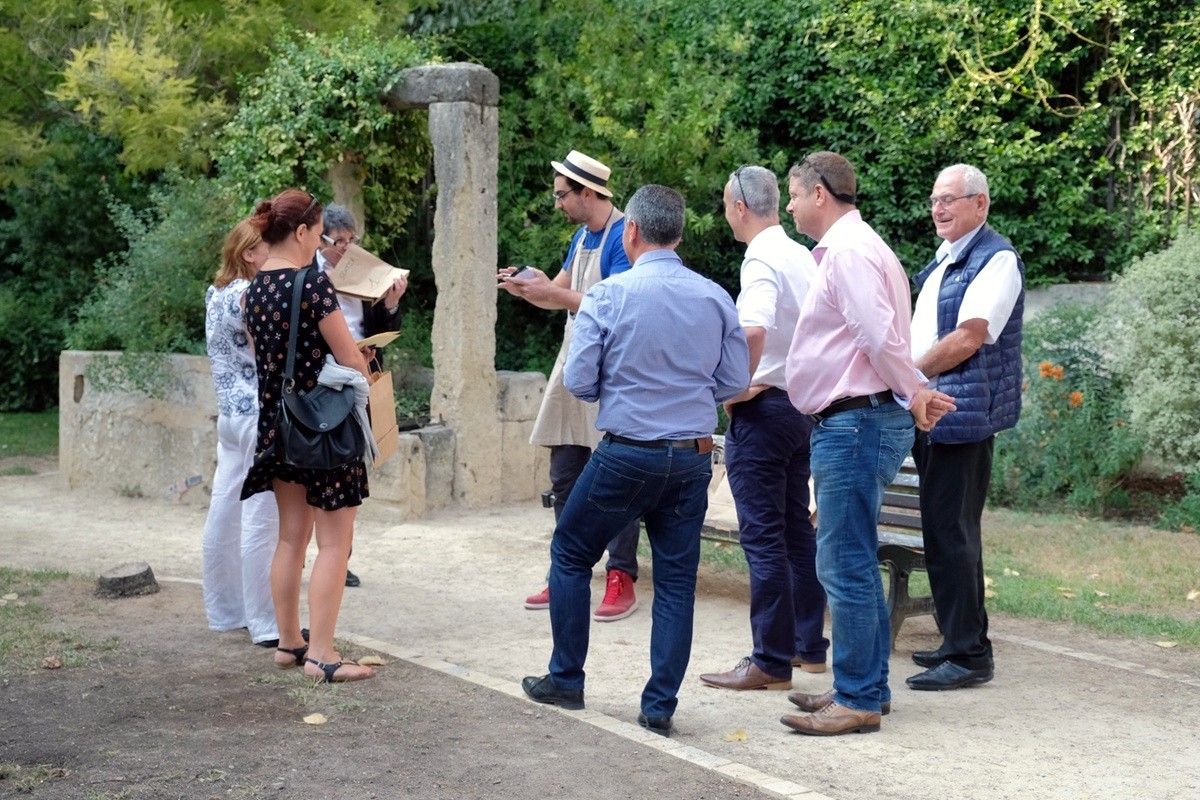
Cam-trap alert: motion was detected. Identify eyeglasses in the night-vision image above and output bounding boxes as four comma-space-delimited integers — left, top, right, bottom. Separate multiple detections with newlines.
552, 188, 580, 202
927, 193, 979, 209
732, 165, 748, 206
298, 192, 318, 224
801, 157, 856, 205
322, 234, 359, 248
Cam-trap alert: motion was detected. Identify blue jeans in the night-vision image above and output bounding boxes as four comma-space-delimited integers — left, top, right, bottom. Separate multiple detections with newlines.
549, 445, 640, 578
809, 400, 914, 713
726, 388, 828, 677
547, 437, 712, 719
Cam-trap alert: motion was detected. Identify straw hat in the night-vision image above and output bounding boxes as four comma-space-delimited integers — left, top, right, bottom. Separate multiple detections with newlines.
551, 150, 613, 198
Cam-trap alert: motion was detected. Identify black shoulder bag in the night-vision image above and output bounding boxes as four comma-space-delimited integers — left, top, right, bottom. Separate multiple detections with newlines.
273, 267, 364, 470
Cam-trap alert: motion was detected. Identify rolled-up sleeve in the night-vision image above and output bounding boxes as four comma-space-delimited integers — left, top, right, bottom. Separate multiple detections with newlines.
736, 260, 780, 330
564, 288, 607, 402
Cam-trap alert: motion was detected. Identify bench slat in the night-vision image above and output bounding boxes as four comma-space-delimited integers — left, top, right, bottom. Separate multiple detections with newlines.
882, 490, 921, 510
879, 509, 922, 531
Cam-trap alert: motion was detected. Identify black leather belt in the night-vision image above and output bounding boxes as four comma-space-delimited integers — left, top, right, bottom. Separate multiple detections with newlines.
604, 433, 711, 451
810, 390, 895, 422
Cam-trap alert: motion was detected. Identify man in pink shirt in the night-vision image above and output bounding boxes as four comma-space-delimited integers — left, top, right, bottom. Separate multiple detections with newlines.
779, 151, 954, 736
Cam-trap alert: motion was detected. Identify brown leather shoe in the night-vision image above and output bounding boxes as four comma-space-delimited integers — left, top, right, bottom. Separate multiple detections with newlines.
699, 656, 791, 690
790, 656, 827, 674
780, 701, 881, 736
787, 689, 891, 716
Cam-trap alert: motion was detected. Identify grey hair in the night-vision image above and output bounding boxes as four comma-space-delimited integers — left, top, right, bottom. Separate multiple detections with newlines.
938, 164, 990, 200
625, 184, 685, 246
322, 203, 358, 234
728, 165, 779, 217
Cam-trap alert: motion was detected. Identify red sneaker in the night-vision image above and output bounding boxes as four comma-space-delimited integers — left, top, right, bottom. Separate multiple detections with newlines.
524, 586, 550, 610
593, 569, 638, 622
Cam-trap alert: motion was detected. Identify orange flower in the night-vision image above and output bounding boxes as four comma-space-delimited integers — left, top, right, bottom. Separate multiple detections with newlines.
1068, 391, 1084, 408
1038, 361, 1054, 377
1050, 365, 1064, 381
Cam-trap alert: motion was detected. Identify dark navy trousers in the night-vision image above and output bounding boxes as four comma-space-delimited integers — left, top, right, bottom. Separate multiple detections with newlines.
725, 388, 828, 678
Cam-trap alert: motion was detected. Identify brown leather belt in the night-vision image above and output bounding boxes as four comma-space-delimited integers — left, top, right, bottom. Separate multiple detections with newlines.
604, 434, 715, 454
810, 390, 895, 422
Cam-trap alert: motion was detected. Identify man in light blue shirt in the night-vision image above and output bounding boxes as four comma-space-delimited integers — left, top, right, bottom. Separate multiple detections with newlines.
521, 184, 750, 738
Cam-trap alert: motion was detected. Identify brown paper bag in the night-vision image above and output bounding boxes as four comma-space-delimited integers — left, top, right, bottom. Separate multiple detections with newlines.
368, 372, 398, 467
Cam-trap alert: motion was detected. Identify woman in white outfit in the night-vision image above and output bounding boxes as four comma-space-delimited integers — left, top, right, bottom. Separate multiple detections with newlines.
201, 219, 280, 646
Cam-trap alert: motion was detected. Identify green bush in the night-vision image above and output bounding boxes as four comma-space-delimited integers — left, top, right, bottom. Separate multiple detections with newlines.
68, 175, 232, 356
990, 304, 1143, 514
1109, 229, 1200, 469
1158, 472, 1200, 533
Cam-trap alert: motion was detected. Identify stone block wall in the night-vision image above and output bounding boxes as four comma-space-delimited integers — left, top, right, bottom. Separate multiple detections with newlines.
59, 351, 219, 502
58, 351, 549, 517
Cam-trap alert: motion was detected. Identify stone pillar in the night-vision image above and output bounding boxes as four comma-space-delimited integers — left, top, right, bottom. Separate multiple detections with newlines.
384, 63, 501, 508
326, 155, 366, 232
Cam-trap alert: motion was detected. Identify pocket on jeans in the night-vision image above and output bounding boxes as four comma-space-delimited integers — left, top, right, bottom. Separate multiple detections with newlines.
877, 424, 915, 482
672, 470, 711, 519
588, 463, 645, 514
818, 414, 859, 432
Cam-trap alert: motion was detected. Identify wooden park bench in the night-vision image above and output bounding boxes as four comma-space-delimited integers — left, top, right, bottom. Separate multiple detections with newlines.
702, 439, 936, 649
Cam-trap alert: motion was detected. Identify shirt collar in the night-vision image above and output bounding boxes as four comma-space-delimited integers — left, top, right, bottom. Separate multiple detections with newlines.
744, 224, 786, 263
633, 248, 684, 269
812, 209, 863, 265
936, 221, 987, 265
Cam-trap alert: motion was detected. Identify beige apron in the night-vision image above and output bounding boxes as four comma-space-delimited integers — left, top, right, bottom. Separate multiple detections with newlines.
529, 212, 622, 448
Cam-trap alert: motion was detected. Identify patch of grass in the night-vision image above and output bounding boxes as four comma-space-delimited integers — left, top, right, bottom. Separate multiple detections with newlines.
984, 508, 1200, 645
0, 410, 58, 458
681, 509, 1200, 647
638, 536, 750, 574
0, 763, 69, 790
0, 567, 112, 676
0, 465, 36, 477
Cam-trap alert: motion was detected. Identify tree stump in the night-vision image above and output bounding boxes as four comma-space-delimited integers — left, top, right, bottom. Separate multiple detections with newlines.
96, 562, 160, 598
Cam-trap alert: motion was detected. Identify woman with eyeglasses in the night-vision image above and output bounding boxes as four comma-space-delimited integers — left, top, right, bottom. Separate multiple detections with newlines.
240, 189, 375, 683
201, 219, 279, 649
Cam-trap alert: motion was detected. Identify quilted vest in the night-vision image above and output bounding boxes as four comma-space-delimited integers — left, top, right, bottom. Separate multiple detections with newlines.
913, 224, 1025, 444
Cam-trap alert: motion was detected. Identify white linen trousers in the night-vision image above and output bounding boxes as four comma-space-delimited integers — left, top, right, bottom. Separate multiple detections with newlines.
202, 412, 278, 642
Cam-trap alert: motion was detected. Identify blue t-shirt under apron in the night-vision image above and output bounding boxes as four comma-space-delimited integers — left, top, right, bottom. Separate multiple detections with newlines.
561, 217, 632, 279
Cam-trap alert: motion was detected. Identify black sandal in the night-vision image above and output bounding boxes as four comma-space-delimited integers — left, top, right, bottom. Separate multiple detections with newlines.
305, 657, 373, 683
275, 645, 308, 669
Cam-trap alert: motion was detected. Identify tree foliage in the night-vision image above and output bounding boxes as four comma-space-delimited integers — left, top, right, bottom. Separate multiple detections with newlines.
216, 29, 434, 237
52, 25, 227, 175
0, 124, 142, 411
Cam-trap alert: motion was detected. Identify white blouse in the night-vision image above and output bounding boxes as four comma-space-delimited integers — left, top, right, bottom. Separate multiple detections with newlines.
205, 280, 259, 417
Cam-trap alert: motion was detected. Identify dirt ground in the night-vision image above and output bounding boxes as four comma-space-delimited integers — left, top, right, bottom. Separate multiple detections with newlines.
2, 464, 1200, 800
0, 576, 760, 800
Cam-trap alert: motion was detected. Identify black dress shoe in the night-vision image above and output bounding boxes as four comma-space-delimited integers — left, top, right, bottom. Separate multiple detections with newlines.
912, 649, 945, 668
345, 570, 361, 588
521, 674, 584, 710
638, 712, 672, 737
906, 660, 994, 691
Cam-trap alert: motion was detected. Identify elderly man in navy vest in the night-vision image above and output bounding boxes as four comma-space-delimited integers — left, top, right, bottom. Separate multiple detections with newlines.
906, 164, 1024, 691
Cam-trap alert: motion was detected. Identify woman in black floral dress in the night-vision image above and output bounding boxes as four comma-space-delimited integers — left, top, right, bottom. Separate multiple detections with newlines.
240, 188, 374, 683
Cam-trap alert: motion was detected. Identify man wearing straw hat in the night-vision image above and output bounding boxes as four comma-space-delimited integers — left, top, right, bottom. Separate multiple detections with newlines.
498, 150, 642, 623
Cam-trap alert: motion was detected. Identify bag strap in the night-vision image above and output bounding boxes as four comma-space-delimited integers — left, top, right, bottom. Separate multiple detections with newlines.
282, 267, 310, 389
